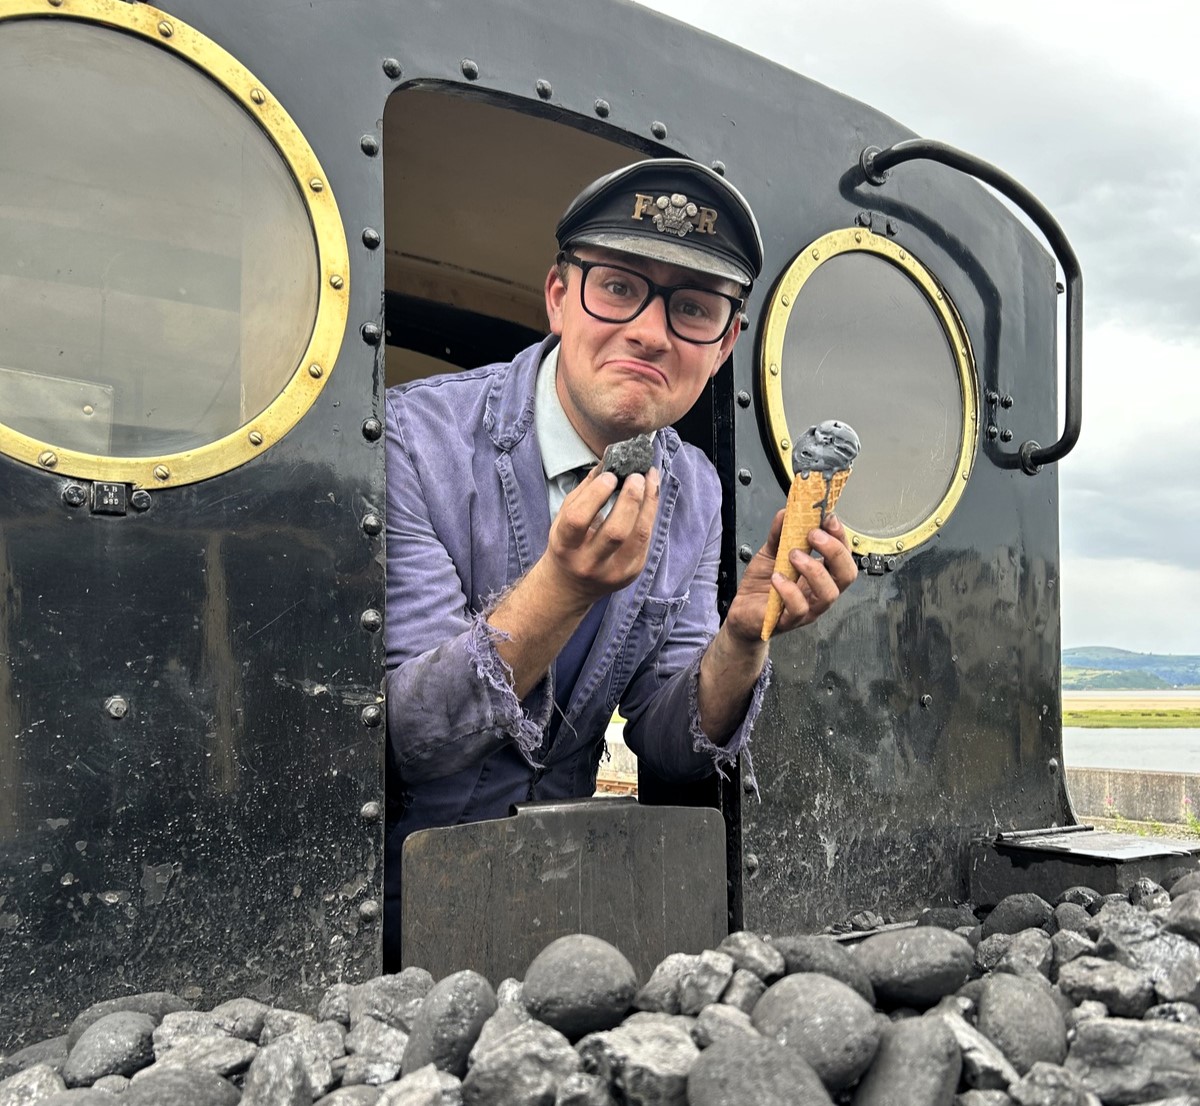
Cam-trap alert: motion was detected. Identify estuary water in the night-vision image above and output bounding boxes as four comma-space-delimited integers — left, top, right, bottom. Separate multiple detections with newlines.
1062, 729, 1200, 773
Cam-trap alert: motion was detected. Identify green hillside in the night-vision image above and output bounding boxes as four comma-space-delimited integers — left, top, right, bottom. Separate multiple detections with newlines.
1063, 647, 1200, 689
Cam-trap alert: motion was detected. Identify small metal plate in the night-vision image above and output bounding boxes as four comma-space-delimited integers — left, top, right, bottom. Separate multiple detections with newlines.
997, 828, 1200, 862
401, 798, 727, 984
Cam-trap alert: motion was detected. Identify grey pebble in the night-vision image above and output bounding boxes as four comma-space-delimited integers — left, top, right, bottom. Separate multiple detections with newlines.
87, 1075, 127, 1094
1167, 890, 1200, 944
751, 972, 880, 1092
1057, 955, 1154, 1017
983, 895, 1053, 939
690, 1004, 757, 1050
124, 1066, 240, 1105
460, 1019, 579, 1105
210, 997, 271, 1041
768, 934, 875, 1004
577, 1019, 696, 1105
600, 434, 654, 481
686, 1034, 833, 1106
1145, 1002, 1200, 1026
937, 1010, 1020, 1091
1007, 1062, 1097, 1106
1049, 931, 1095, 981
522, 935, 636, 1041
316, 1089, 383, 1106
918, 905, 980, 931
63, 1012, 155, 1087
353, 970, 434, 1034
956, 1093, 1014, 1106
338, 1054, 401, 1087
318, 984, 356, 1027
855, 927, 974, 1009
347, 1015, 409, 1063
67, 995, 190, 1051
976, 934, 1015, 974
152, 1034, 257, 1075
377, 1062, 462, 1105
678, 950, 736, 1017
1050, 903, 1093, 937
402, 970, 496, 1078
553, 1071, 617, 1106
975, 973, 1067, 1076
468, 1005, 530, 1069
259, 1008, 315, 1045
0, 1036, 68, 1080
1055, 887, 1102, 911
1170, 873, 1200, 900
716, 932, 785, 982
994, 929, 1053, 980
240, 1041, 313, 1106
1129, 877, 1172, 910
633, 953, 695, 1016
1094, 906, 1200, 1004
719, 969, 764, 1015
0, 1062, 67, 1102
851, 1015, 960, 1106
1065, 1018, 1200, 1103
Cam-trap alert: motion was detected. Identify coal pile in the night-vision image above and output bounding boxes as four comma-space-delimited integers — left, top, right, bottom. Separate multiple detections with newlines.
7, 875, 1200, 1105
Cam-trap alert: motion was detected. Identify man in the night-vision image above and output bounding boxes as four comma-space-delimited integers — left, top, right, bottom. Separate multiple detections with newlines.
383, 158, 857, 964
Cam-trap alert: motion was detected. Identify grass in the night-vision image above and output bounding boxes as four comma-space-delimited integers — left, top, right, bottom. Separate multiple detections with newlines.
1063, 708, 1200, 728
1090, 814, 1200, 839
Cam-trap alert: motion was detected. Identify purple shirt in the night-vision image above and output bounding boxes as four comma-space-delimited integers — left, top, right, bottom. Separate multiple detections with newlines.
383, 337, 767, 834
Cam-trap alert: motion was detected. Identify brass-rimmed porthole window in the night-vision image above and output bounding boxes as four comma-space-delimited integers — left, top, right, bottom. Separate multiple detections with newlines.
760, 229, 978, 555
0, 0, 348, 488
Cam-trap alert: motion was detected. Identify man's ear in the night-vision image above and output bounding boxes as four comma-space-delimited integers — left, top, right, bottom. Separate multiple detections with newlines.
710, 312, 743, 377
545, 265, 567, 336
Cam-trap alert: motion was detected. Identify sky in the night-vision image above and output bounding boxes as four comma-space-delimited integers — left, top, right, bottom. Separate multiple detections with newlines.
638, 0, 1200, 655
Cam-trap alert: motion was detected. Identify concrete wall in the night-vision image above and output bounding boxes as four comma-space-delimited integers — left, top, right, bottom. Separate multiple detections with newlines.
1067, 766, 1200, 825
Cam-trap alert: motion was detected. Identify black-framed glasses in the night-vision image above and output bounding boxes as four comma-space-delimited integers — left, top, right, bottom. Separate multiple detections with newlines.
558, 252, 743, 345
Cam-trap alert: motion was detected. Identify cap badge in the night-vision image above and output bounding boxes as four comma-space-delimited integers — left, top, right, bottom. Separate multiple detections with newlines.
632, 192, 719, 237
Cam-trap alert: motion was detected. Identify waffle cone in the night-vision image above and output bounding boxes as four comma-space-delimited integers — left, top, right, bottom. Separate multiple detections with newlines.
760, 467, 851, 641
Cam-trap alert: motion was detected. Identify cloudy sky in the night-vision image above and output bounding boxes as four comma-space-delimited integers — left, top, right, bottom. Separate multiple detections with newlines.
639, 0, 1200, 655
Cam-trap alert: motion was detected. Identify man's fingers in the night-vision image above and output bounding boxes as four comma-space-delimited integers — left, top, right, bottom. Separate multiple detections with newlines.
808, 519, 859, 590
555, 470, 619, 544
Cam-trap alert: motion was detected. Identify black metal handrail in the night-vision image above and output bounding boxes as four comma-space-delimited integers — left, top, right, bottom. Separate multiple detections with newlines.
861, 139, 1082, 474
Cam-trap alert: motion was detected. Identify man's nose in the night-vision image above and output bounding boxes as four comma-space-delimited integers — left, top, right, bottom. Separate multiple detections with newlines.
625, 291, 672, 348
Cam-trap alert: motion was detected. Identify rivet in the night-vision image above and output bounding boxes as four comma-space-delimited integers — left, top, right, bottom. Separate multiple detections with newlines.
131, 489, 152, 511
535, 78, 552, 99
105, 696, 128, 720
854, 231, 862, 243
780, 438, 790, 451
593, 99, 610, 118
362, 417, 383, 441
48, 0, 63, 7
154, 464, 170, 481
362, 227, 381, 249
886, 219, 899, 236
1000, 428, 1014, 443
250, 88, 265, 105
1000, 394, 1014, 409
38, 450, 58, 468
361, 704, 383, 728
359, 899, 382, 922
1048, 757, 1060, 774
987, 391, 999, 405
360, 801, 382, 823
742, 778, 756, 795
769, 363, 779, 376
62, 484, 86, 508
330, 274, 344, 290
884, 556, 899, 572
157, 20, 173, 37
895, 540, 905, 551
934, 517, 943, 527
737, 468, 753, 486
361, 322, 382, 346
309, 363, 323, 379
360, 609, 383, 633
382, 58, 402, 79
962, 471, 969, 480
83, 405, 94, 416
936, 290, 943, 300
360, 134, 379, 157
986, 424, 999, 440
855, 211, 872, 227
851, 536, 860, 548
309, 177, 325, 193
711, 160, 726, 176
738, 544, 753, 563
780, 294, 790, 307
650, 121, 667, 139
744, 853, 760, 875
461, 59, 479, 80
920, 694, 933, 709
362, 512, 383, 535
899, 249, 907, 260
248, 430, 263, 447
736, 390, 751, 408
811, 248, 820, 260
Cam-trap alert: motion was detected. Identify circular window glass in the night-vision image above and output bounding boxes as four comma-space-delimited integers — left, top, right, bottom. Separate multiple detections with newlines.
760, 231, 977, 553
0, 17, 321, 464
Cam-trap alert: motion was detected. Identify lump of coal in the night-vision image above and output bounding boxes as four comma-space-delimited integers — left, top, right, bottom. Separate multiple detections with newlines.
600, 433, 654, 482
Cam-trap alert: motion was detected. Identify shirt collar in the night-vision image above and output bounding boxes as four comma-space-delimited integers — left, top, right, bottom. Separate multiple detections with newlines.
535, 344, 600, 481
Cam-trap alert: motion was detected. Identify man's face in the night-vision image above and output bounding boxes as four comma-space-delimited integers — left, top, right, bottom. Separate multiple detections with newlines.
544, 247, 742, 455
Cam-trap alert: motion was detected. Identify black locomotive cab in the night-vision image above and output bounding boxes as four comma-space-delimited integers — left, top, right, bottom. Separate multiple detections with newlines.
0, 0, 1101, 1047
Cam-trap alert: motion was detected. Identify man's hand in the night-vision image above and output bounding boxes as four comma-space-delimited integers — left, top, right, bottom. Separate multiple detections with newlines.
542, 465, 661, 610
488, 465, 660, 699
723, 509, 858, 646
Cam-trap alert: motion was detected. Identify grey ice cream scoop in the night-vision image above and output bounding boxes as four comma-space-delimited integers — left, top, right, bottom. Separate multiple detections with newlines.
792, 420, 860, 475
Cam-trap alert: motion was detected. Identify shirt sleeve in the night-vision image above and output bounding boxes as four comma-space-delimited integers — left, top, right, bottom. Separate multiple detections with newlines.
618, 483, 769, 788
383, 391, 551, 784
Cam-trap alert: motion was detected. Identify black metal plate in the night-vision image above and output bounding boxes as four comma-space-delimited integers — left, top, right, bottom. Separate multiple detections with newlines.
401, 799, 726, 984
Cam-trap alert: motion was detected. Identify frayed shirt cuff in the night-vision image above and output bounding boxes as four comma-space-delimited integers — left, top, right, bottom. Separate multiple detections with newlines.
465, 610, 552, 767
684, 650, 769, 799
